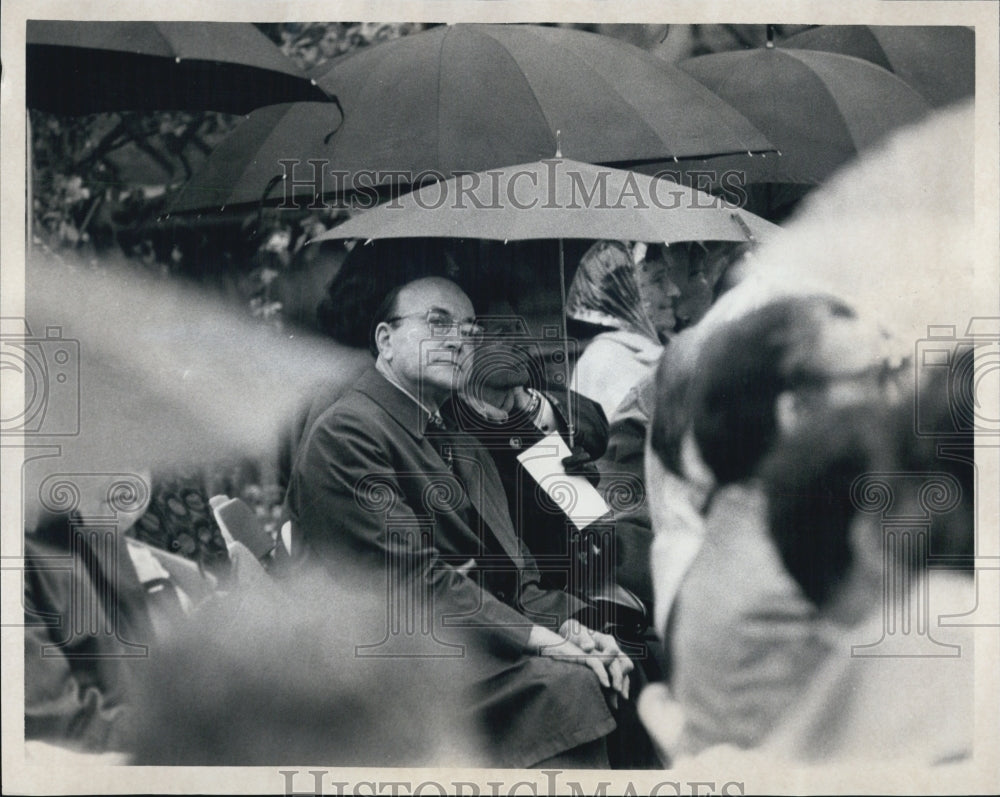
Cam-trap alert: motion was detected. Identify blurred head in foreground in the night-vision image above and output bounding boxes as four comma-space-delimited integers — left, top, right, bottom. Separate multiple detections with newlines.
654, 293, 897, 489
760, 352, 975, 614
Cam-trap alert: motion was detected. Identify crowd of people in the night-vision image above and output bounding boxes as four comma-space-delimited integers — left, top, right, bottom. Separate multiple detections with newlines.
22, 109, 979, 774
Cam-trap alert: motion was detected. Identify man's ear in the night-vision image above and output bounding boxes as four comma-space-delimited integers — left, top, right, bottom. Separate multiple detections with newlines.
374, 322, 393, 360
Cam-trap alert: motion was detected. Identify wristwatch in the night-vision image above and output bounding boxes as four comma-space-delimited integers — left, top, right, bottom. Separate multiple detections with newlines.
521, 387, 543, 423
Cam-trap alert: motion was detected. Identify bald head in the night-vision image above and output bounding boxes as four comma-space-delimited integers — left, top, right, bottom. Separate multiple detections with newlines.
373, 277, 477, 407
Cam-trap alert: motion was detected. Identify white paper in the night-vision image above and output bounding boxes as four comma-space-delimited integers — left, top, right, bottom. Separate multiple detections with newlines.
516, 431, 610, 530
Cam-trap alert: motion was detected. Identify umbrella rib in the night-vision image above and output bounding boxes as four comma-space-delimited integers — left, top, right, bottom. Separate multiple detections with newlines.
514, 27, 681, 154
436, 29, 449, 172
483, 27, 558, 155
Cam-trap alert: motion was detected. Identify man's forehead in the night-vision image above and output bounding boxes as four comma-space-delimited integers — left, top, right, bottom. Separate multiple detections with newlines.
398, 279, 474, 317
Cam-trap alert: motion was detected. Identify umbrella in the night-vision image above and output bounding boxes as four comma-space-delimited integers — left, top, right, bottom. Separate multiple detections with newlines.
311, 159, 778, 245
677, 44, 932, 187
167, 23, 773, 213
27, 21, 332, 115
781, 25, 974, 109
312, 158, 779, 444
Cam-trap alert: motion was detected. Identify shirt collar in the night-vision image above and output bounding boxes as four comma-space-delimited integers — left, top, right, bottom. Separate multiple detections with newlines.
375, 357, 444, 430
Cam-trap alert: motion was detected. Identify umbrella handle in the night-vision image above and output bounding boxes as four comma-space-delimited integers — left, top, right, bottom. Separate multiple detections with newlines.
558, 238, 575, 449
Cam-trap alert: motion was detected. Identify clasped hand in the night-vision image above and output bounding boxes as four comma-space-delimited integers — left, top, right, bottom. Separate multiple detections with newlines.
527, 620, 633, 704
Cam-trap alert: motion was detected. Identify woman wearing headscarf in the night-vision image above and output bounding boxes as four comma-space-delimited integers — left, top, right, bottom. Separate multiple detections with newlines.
566, 240, 679, 421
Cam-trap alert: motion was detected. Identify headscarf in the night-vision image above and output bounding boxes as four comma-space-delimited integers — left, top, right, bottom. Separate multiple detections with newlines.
565, 240, 659, 341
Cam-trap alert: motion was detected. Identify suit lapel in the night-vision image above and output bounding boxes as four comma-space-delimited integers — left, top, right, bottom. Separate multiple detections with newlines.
357, 368, 525, 566
442, 433, 525, 567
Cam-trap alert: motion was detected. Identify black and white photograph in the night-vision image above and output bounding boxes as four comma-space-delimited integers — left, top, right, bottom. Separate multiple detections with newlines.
2, 2, 998, 794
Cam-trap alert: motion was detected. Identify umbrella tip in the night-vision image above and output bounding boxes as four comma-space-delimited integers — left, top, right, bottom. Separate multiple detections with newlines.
555, 129, 562, 158
731, 211, 757, 243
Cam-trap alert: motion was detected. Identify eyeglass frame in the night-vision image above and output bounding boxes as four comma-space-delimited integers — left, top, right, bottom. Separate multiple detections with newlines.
384, 309, 485, 341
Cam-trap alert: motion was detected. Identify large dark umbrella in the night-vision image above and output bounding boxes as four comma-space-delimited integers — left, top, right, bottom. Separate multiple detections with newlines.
168, 23, 773, 213
677, 44, 932, 188
781, 25, 975, 109
27, 21, 332, 115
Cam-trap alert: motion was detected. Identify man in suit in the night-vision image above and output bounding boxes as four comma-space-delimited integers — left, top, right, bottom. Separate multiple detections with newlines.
285, 276, 631, 768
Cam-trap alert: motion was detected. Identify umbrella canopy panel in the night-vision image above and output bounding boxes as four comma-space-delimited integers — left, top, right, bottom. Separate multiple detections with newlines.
312, 159, 779, 245
168, 23, 774, 213
317, 24, 774, 170
782, 25, 975, 109
27, 21, 331, 114
679, 47, 932, 186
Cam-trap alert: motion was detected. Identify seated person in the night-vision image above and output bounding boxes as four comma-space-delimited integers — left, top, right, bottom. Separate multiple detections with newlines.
596, 328, 709, 616
647, 293, 897, 755
284, 277, 632, 768
566, 240, 669, 421
592, 242, 746, 613
641, 361, 974, 767
24, 470, 216, 755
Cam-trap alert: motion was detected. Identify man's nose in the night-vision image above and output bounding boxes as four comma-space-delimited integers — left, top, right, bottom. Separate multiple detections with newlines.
441, 333, 467, 350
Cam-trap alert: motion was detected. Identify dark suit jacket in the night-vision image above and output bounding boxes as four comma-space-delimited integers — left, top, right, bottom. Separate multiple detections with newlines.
443, 390, 609, 591
285, 368, 614, 766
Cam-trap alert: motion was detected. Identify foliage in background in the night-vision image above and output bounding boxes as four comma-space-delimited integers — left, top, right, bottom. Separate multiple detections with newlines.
257, 21, 430, 71
29, 22, 803, 275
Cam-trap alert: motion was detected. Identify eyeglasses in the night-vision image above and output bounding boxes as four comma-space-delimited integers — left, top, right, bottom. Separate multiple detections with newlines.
386, 309, 485, 341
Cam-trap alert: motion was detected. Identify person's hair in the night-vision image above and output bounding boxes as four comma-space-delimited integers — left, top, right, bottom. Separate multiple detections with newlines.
891, 351, 975, 567
759, 405, 883, 607
684, 294, 856, 485
316, 239, 460, 349
368, 284, 405, 357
